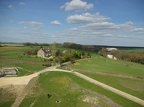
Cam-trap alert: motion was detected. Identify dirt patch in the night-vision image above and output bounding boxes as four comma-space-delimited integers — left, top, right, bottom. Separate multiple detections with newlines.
0, 85, 25, 104
81, 90, 122, 107
87, 60, 92, 62
74, 62, 80, 65
83, 96, 98, 106
0, 72, 39, 87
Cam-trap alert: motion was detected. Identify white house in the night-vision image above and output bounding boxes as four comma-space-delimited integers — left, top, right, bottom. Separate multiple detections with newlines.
107, 54, 117, 60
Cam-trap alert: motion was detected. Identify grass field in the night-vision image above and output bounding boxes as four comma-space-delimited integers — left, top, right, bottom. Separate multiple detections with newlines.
71, 57, 144, 100
118, 47, 144, 52
19, 72, 143, 107
0, 45, 97, 76
0, 46, 49, 76
0, 45, 144, 106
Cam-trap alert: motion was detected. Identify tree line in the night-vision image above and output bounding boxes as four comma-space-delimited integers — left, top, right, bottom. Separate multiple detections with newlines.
23, 42, 50, 46
99, 48, 144, 64
62, 42, 101, 52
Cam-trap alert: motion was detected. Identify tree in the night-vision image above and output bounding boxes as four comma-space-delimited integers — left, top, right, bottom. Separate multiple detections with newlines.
51, 42, 56, 57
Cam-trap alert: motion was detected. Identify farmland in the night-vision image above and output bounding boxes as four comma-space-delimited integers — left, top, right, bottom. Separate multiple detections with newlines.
71, 57, 144, 100
0, 44, 144, 107
19, 72, 143, 107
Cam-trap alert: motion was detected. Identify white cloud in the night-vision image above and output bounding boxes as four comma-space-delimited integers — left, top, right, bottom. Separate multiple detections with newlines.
70, 28, 78, 31
8, 5, 14, 10
19, 21, 44, 28
19, 21, 26, 24
81, 22, 117, 31
29, 21, 44, 28
61, 0, 93, 11
116, 21, 134, 32
19, 2, 26, 5
51, 20, 61, 25
62, 19, 144, 44
67, 12, 110, 24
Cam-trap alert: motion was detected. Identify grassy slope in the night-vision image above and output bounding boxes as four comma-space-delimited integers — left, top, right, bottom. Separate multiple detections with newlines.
0, 46, 48, 76
72, 57, 144, 77
19, 72, 143, 107
0, 88, 15, 107
72, 57, 144, 100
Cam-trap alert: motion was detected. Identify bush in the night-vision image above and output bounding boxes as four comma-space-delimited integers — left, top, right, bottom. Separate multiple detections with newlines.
24, 49, 38, 55
42, 63, 51, 67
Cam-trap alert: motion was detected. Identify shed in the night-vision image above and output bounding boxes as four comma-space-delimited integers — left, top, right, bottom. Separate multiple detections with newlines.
1, 67, 18, 76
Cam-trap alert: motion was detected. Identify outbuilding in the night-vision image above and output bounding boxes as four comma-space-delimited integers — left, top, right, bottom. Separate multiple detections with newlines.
107, 54, 117, 60
1, 67, 18, 76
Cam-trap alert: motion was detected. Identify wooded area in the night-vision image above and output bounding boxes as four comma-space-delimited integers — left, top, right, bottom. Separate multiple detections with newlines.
99, 48, 144, 64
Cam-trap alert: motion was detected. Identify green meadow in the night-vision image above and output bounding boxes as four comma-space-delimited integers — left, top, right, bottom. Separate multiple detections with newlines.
0, 45, 97, 76
0, 45, 144, 107
0, 46, 47, 76
71, 57, 144, 100
19, 72, 143, 107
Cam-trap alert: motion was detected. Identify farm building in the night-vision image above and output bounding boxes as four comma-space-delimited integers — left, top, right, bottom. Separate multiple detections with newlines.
37, 48, 51, 57
106, 48, 118, 51
1, 68, 18, 76
107, 54, 117, 60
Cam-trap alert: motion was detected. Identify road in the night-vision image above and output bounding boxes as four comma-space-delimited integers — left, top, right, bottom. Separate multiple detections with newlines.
0, 65, 143, 107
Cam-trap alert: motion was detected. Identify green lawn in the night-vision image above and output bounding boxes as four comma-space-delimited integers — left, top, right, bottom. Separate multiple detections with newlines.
72, 57, 144, 78
0, 58, 47, 76
71, 57, 144, 100
19, 72, 143, 107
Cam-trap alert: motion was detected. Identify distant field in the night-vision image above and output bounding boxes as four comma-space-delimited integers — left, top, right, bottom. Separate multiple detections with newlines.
71, 57, 144, 100
0, 45, 97, 76
19, 72, 142, 107
118, 47, 144, 52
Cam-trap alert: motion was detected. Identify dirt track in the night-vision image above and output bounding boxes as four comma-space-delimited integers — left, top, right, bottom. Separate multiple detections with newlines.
0, 66, 144, 106
54, 69, 144, 106
71, 71, 144, 106
11, 76, 38, 107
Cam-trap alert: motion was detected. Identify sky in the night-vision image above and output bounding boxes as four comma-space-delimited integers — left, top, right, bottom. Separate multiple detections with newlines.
0, 0, 144, 46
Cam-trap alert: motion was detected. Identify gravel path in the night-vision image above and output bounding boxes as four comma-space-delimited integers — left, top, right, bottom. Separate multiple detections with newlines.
10, 66, 57, 107
71, 71, 144, 106
54, 69, 144, 106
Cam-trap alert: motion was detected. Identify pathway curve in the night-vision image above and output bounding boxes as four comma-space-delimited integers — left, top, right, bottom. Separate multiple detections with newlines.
55, 69, 144, 106
9, 66, 58, 107
69, 71, 144, 106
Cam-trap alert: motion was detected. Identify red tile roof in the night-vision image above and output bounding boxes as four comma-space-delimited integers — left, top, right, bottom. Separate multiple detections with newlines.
42, 48, 51, 53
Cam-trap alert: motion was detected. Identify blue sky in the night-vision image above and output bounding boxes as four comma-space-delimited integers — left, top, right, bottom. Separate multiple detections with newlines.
0, 0, 144, 46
